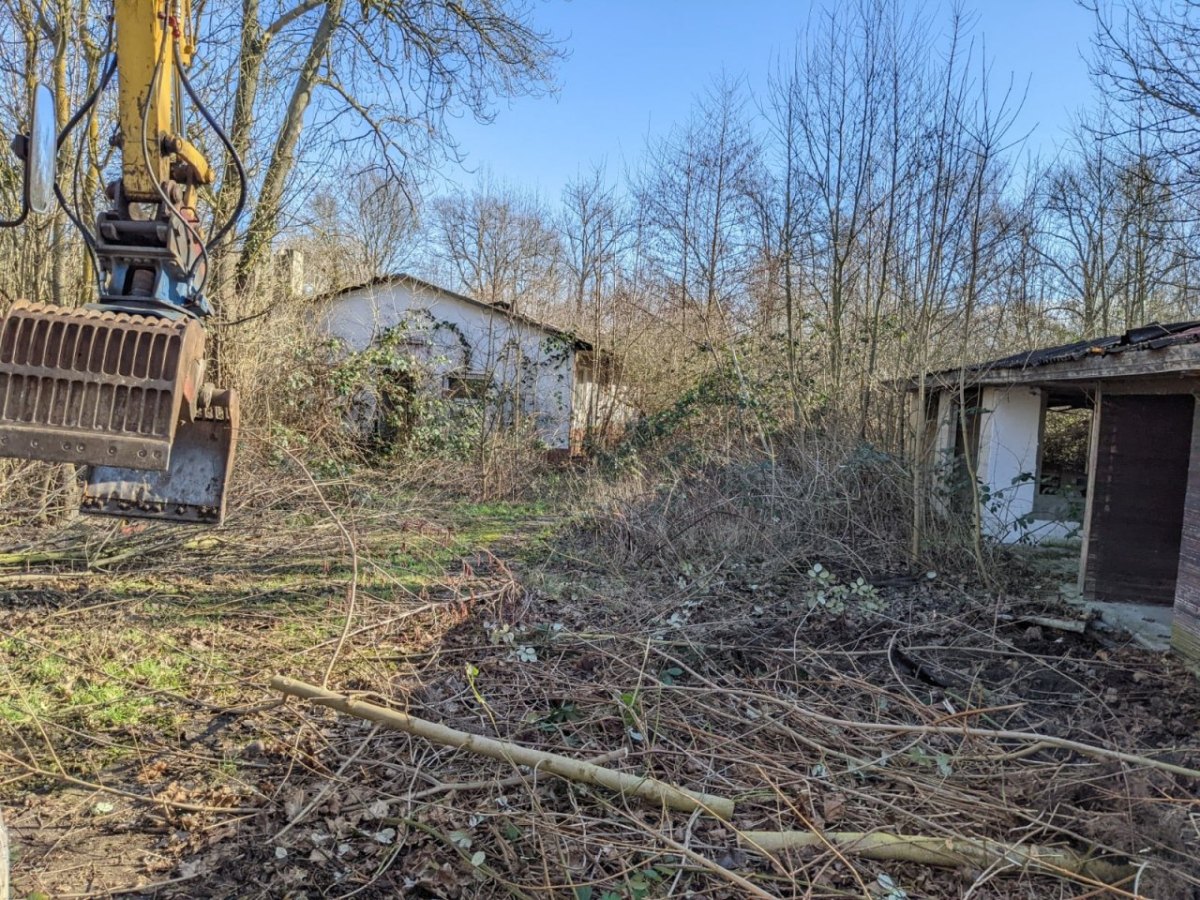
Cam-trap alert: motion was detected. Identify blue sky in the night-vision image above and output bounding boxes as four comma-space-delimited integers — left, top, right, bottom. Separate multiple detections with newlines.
440, 0, 1099, 199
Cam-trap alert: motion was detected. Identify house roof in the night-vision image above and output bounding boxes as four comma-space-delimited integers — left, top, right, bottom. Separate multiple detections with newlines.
319, 273, 592, 351
915, 320, 1200, 388
980, 321, 1200, 370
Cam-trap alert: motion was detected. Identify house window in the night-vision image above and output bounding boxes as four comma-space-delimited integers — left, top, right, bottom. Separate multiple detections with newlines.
445, 373, 489, 401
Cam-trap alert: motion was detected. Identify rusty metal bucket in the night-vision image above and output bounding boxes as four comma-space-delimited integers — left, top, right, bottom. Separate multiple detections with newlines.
0, 300, 205, 469
82, 389, 238, 524
0, 300, 238, 525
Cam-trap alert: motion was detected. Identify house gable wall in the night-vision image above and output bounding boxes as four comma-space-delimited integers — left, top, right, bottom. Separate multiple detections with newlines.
319, 281, 576, 449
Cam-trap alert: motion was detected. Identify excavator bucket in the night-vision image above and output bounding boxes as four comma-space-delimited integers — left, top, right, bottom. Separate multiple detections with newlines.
82, 389, 238, 524
0, 300, 237, 525
0, 300, 204, 469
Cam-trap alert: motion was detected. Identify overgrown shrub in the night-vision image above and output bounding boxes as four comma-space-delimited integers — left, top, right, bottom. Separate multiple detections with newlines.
579, 432, 906, 581
574, 406, 998, 594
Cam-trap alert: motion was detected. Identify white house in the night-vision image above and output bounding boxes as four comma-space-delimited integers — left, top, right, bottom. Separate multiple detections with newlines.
317, 273, 628, 453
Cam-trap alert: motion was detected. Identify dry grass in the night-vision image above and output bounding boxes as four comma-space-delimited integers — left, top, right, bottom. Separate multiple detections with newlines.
0, 440, 1197, 899
580, 431, 1000, 589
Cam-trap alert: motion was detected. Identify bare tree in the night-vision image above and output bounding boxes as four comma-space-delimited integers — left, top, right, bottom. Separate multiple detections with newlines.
0, 0, 110, 305
429, 177, 560, 317
558, 164, 635, 446
193, 0, 563, 293
1037, 109, 1188, 335
1038, 121, 1127, 337
763, 52, 816, 421
560, 165, 627, 320
290, 171, 419, 295
635, 77, 762, 336
1088, 0, 1200, 161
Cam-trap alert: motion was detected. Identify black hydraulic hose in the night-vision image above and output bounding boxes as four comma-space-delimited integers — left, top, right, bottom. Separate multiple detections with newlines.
0, 191, 28, 229
174, 60, 247, 255
71, 63, 106, 289
55, 55, 117, 156
54, 54, 118, 289
143, 28, 210, 296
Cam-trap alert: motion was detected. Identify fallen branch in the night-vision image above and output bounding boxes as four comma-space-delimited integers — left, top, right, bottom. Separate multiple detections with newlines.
997, 613, 1088, 634
650, 648, 1200, 779
406, 747, 628, 801
739, 830, 1136, 887
783, 707, 1200, 779
270, 675, 734, 819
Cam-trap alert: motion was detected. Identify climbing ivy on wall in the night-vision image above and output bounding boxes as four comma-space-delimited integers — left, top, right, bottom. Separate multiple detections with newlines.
324, 312, 574, 458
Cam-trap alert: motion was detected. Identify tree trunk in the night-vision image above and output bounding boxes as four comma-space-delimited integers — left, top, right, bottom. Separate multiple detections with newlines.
210, 0, 266, 299
235, 0, 343, 291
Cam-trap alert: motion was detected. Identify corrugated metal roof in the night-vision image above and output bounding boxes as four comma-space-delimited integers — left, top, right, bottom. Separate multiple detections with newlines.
936, 320, 1200, 381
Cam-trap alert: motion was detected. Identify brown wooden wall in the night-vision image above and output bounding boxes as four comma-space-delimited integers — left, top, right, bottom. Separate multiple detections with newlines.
1173, 398, 1200, 666
1084, 394, 1194, 605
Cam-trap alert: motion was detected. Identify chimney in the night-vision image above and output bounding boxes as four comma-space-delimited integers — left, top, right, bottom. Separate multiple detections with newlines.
276, 248, 305, 297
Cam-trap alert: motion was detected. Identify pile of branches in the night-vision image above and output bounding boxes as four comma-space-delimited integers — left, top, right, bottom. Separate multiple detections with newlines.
234, 585, 1200, 898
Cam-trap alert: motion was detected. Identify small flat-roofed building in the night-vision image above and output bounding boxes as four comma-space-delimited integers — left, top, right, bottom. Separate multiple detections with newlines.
908, 321, 1200, 666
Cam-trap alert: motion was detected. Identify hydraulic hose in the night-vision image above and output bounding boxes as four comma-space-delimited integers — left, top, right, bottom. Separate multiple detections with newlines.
174, 60, 248, 255
54, 53, 118, 289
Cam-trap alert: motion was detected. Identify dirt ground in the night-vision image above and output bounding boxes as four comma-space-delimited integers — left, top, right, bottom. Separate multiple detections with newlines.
2, 478, 1198, 899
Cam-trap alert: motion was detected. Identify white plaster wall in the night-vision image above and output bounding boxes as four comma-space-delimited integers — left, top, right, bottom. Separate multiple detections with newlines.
319, 281, 576, 449
976, 386, 1075, 543
976, 386, 1038, 541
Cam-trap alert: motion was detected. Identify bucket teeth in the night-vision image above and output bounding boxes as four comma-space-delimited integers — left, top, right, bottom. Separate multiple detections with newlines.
0, 299, 204, 470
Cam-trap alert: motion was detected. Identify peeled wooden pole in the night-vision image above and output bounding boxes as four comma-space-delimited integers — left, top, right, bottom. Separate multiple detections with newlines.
270, 675, 734, 819
0, 809, 8, 900
740, 831, 1135, 885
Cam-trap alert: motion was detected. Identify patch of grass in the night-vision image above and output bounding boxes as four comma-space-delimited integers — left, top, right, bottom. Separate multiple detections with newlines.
271, 616, 338, 651
446, 499, 560, 558
452, 500, 549, 538
0, 626, 191, 733
31, 654, 67, 683
1, 491, 563, 810
0, 684, 52, 723
454, 500, 549, 520
98, 576, 181, 597
120, 655, 185, 692
73, 680, 147, 728
382, 547, 462, 585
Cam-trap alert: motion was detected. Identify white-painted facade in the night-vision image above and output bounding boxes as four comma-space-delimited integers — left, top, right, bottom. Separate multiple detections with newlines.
318, 275, 583, 450
922, 385, 1080, 544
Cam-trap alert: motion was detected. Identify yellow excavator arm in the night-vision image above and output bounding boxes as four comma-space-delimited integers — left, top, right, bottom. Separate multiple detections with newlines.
0, 0, 242, 525
115, 0, 212, 203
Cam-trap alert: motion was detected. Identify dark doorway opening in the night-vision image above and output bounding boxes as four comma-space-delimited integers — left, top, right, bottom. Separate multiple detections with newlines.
373, 369, 418, 450
1084, 393, 1195, 605
1034, 391, 1093, 522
